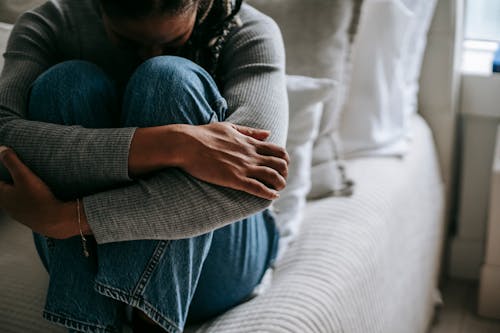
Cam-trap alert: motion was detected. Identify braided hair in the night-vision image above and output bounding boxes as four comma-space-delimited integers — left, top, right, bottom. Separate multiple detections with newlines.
187, 0, 243, 79
100, 0, 243, 80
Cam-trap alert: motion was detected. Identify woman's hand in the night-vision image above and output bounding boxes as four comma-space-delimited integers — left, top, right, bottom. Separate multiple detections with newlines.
0, 147, 78, 239
130, 122, 289, 200
177, 122, 289, 200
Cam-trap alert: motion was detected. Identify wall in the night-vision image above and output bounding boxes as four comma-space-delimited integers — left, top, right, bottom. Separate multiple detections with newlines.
450, 74, 500, 279
419, 0, 464, 279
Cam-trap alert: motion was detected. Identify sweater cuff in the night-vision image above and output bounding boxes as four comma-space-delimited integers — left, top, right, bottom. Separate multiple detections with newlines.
82, 194, 120, 244
91, 127, 136, 183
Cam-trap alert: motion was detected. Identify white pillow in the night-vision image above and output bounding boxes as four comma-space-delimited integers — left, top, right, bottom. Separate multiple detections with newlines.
400, 0, 438, 126
272, 75, 335, 261
340, 0, 437, 157
340, 0, 413, 157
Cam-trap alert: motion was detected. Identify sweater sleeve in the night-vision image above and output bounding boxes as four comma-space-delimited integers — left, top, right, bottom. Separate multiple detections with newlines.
82, 8, 288, 244
0, 5, 136, 198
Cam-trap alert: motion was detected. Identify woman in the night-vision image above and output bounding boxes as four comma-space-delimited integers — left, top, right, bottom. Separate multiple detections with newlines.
0, 0, 288, 332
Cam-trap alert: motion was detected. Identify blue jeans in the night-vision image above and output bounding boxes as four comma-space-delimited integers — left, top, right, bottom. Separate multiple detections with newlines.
29, 57, 279, 333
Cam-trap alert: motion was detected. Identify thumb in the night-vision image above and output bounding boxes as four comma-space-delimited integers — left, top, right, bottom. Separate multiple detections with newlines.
0, 146, 32, 184
233, 124, 270, 141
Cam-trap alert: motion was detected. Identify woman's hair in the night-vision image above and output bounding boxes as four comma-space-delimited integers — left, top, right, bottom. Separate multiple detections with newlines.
100, 0, 200, 20
99, 0, 244, 81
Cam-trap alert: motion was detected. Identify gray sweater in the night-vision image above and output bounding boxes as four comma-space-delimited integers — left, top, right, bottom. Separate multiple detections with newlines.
0, 0, 288, 244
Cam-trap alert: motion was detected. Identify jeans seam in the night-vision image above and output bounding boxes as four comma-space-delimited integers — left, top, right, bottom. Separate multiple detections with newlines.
133, 240, 170, 296
94, 282, 181, 333
43, 310, 116, 333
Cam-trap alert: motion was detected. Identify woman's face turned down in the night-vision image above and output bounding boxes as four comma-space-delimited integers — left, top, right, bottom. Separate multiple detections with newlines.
102, 8, 198, 60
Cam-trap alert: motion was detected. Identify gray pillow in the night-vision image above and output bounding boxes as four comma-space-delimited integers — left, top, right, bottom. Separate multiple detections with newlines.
247, 0, 354, 80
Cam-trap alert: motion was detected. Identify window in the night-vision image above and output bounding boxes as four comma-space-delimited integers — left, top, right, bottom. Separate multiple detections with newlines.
465, 0, 500, 42
462, 0, 500, 74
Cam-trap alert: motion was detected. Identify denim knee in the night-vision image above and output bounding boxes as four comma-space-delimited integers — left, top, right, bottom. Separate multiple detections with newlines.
128, 56, 215, 94
29, 60, 117, 126
122, 56, 227, 127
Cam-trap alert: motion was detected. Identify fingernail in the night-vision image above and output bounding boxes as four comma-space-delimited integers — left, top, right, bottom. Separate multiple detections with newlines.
0, 146, 8, 158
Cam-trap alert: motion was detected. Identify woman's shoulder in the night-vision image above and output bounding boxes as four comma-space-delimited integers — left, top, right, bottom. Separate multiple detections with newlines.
14, 0, 98, 30
9, 0, 108, 65
238, 3, 280, 31
218, 3, 285, 75
230, 3, 283, 43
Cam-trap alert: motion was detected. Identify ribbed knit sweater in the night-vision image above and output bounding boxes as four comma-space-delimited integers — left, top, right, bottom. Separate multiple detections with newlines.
0, 0, 288, 244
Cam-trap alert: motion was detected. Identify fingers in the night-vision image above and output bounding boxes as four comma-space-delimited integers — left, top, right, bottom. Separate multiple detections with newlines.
258, 156, 289, 179
195, 123, 289, 200
248, 166, 286, 192
256, 142, 290, 165
232, 124, 270, 141
0, 146, 32, 185
226, 123, 289, 165
240, 177, 280, 200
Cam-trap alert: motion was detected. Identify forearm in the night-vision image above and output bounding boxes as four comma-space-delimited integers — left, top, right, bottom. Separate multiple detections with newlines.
82, 168, 272, 244
0, 115, 194, 193
0, 116, 136, 198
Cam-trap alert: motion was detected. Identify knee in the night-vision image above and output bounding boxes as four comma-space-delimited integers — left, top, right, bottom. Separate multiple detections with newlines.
30, 60, 115, 105
28, 60, 117, 125
122, 56, 227, 127
128, 56, 209, 94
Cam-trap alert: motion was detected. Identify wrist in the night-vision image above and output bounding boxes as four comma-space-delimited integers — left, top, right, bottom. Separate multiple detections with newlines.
158, 124, 190, 167
129, 125, 189, 177
50, 201, 80, 239
53, 200, 92, 239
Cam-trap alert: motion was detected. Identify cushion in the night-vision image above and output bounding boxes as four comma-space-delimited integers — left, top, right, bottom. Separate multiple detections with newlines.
340, 0, 437, 157
0, 0, 46, 24
272, 75, 335, 261
247, 0, 362, 198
